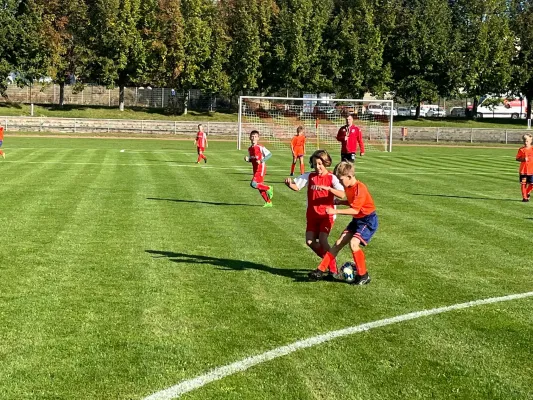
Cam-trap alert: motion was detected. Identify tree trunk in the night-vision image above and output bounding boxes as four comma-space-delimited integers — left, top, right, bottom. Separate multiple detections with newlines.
119, 85, 125, 111
415, 102, 420, 119
472, 97, 478, 119
59, 82, 65, 107
526, 92, 532, 120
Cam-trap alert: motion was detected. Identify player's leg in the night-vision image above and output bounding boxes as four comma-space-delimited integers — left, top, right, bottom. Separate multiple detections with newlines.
349, 214, 378, 285
311, 230, 353, 278
0, 140, 4, 159
298, 155, 305, 175
526, 176, 533, 199
290, 155, 296, 176
520, 176, 529, 201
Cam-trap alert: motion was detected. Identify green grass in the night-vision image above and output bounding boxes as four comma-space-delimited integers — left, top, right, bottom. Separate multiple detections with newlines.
0, 103, 238, 122
0, 138, 532, 399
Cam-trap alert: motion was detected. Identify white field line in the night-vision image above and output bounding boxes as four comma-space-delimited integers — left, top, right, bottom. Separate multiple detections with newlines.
143, 291, 533, 400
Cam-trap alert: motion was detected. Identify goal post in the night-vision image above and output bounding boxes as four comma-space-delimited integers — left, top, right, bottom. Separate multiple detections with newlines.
237, 96, 394, 152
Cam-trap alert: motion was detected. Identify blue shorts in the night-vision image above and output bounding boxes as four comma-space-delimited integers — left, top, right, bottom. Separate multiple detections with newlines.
0, 140, 3, 147
520, 174, 533, 184
344, 212, 378, 246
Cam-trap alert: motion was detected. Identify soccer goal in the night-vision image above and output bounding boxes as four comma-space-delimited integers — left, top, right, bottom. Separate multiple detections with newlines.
237, 96, 394, 152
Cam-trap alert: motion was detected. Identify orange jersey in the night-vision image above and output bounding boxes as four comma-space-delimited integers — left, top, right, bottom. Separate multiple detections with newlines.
291, 135, 306, 155
0, 126, 4, 141
345, 180, 376, 218
516, 146, 533, 175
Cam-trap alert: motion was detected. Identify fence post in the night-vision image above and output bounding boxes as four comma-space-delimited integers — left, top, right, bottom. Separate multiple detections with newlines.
161, 88, 165, 108
505, 130, 508, 144
108, 90, 111, 107
174, 121, 177, 135
207, 122, 210, 135
74, 118, 77, 133
141, 120, 144, 134
40, 117, 42, 132
436, 128, 439, 143
4, 118, 7, 131
470, 128, 473, 143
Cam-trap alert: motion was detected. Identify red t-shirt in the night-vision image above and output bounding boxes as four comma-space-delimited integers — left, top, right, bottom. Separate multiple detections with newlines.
196, 131, 207, 148
248, 144, 271, 175
336, 124, 365, 154
294, 172, 344, 218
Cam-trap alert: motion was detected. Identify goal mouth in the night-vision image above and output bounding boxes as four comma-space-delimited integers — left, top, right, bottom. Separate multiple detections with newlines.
238, 96, 394, 153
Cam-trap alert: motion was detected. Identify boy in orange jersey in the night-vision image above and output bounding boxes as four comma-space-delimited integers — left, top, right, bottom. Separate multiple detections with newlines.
194, 124, 208, 163
245, 130, 274, 207
285, 149, 344, 276
290, 126, 306, 176
516, 133, 533, 202
310, 161, 377, 285
0, 125, 5, 159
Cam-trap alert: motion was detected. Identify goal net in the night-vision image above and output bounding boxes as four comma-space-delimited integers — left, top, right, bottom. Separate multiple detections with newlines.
238, 96, 393, 152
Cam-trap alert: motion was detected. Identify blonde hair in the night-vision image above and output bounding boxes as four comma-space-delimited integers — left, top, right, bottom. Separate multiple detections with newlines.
334, 161, 355, 178
309, 149, 332, 168
522, 134, 532, 141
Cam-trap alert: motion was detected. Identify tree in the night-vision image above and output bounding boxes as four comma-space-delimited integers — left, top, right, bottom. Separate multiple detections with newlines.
450, 0, 515, 117
386, 0, 458, 117
510, 0, 533, 119
86, 0, 147, 111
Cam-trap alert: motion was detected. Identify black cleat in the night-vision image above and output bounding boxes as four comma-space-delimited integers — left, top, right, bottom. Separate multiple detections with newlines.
522, 198, 530, 202
204, 157, 207, 163
351, 273, 371, 285
308, 269, 328, 281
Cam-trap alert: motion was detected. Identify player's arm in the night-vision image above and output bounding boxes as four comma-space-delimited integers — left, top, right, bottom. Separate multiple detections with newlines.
516, 149, 526, 162
326, 207, 360, 216
336, 128, 345, 142
357, 128, 365, 156
316, 185, 345, 199
286, 173, 309, 191
260, 147, 272, 163
285, 178, 300, 191
205, 135, 208, 148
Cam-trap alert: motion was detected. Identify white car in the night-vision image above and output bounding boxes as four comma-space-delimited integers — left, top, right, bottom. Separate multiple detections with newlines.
383, 106, 398, 116
366, 103, 384, 116
426, 107, 446, 117
397, 107, 410, 116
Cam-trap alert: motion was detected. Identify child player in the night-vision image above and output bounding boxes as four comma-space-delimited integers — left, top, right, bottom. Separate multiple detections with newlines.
244, 130, 274, 207
194, 124, 207, 163
285, 149, 343, 277
0, 125, 4, 159
516, 133, 533, 202
311, 161, 377, 285
290, 126, 306, 176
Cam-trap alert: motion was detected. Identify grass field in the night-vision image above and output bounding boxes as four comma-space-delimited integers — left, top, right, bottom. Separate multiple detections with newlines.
0, 137, 532, 400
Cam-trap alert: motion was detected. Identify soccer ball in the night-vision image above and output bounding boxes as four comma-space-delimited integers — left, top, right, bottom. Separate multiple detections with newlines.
339, 262, 356, 283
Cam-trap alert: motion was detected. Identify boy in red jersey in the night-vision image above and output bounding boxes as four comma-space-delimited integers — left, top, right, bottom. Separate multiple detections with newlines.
194, 124, 207, 163
336, 113, 364, 162
516, 133, 533, 202
0, 126, 4, 159
285, 149, 344, 276
244, 130, 274, 207
290, 126, 306, 176
310, 161, 377, 285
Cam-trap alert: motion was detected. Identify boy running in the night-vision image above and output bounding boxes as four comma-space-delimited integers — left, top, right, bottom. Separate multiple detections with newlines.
194, 124, 207, 163
290, 126, 306, 176
285, 149, 343, 276
310, 161, 377, 285
245, 130, 274, 207
516, 133, 533, 202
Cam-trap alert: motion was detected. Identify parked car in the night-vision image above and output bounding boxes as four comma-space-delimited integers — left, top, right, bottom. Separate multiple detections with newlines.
476, 95, 527, 119
397, 107, 411, 116
449, 107, 466, 117
426, 106, 446, 117
366, 103, 384, 116
383, 105, 398, 116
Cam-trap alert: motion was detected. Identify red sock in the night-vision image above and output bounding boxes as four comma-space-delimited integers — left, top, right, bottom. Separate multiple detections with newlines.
290, 163, 295, 175
201, 154, 206, 161
259, 190, 270, 202
521, 184, 528, 199
256, 183, 270, 191
300, 163, 305, 175
527, 184, 533, 196
312, 245, 337, 274
197, 155, 201, 163
317, 251, 334, 272
329, 257, 338, 274
352, 249, 367, 276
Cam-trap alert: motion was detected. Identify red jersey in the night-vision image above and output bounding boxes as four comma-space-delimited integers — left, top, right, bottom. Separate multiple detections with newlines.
196, 131, 207, 148
516, 146, 533, 175
294, 172, 344, 218
291, 135, 306, 155
345, 180, 376, 218
248, 144, 271, 175
336, 124, 365, 154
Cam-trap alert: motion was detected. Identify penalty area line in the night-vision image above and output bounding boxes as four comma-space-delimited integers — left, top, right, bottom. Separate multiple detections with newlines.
143, 290, 533, 400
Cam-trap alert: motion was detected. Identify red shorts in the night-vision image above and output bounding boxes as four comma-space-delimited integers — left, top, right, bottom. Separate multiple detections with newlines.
306, 216, 334, 234
197, 147, 205, 153
252, 172, 265, 184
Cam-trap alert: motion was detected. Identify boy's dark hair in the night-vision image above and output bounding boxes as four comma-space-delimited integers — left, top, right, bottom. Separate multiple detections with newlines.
334, 161, 355, 178
296, 126, 304, 134
250, 130, 260, 136
347, 113, 356, 120
309, 149, 332, 168
198, 124, 203, 129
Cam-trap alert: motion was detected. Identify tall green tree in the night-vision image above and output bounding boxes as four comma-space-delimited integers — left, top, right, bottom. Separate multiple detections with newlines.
386, 0, 458, 117
510, 0, 533, 119
86, 0, 147, 111
450, 0, 515, 117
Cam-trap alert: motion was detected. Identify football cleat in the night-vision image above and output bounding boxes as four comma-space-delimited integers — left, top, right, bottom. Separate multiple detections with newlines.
263, 202, 273, 208
266, 186, 274, 200
351, 273, 371, 285
308, 269, 328, 280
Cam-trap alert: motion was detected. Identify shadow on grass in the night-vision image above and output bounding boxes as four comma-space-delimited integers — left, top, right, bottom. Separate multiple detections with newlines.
413, 193, 521, 202
147, 197, 259, 207
0, 102, 22, 109
146, 250, 310, 281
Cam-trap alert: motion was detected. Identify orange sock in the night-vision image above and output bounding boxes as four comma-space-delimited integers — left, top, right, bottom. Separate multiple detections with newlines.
521, 184, 528, 199
300, 163, 305, 175
317, 251, 334, 272
527, 184, 533, 196
290, 163, 295, 175
352, 249, 367, 276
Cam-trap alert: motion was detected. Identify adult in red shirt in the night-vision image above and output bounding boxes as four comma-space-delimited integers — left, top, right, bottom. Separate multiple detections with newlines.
336, 113, 365, 162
